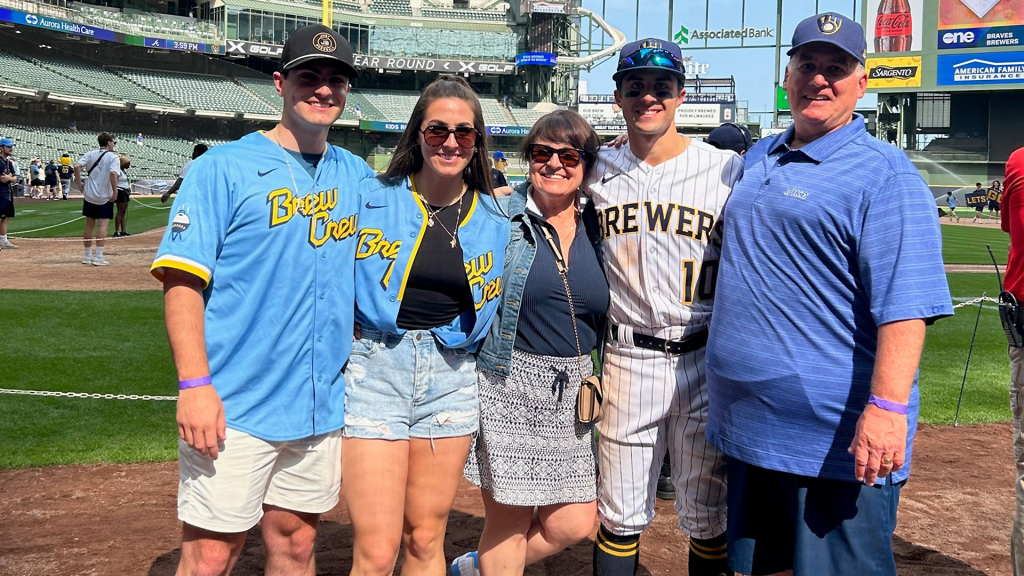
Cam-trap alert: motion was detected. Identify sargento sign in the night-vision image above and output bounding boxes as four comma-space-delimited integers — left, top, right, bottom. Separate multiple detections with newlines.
866, 56, 922, 88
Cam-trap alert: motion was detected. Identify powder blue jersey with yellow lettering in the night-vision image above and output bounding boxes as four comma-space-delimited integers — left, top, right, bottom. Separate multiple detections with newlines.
151, 131, 374, 441
355, 176, 509, 350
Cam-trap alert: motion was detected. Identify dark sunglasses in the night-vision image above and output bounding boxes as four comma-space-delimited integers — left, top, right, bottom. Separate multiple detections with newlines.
421, 125, 479, 148
527, 144, 586, 168
618, 48, 685, 76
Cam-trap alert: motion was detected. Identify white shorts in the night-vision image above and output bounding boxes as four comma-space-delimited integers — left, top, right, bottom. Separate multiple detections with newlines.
178, 427, 343, 533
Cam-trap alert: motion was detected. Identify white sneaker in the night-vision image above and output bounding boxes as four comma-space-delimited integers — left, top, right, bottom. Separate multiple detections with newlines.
1, 240, 17, 249
451, 551, 480, 576
82, 256, 93, 264
92, 256, 109, 266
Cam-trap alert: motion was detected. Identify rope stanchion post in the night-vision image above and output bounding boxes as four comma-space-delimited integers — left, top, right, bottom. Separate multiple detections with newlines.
954, 291, 986, 427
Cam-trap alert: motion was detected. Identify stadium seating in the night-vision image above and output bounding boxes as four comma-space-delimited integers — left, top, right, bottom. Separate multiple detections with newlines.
368, 27, 517, 61
28, 54, 175, 107
421, 8, 506, 21
0, 51, 104, 100
76, 5, 220, 42
369, 0, 413, 15
480, 98, 515, 127
115, 68, 277, 115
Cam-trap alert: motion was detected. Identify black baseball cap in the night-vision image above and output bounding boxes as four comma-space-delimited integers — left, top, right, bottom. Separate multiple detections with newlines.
280, 24, 358, 79
613, 38, 686, 83
787, 13, 867, 65
706, 123, 753, 155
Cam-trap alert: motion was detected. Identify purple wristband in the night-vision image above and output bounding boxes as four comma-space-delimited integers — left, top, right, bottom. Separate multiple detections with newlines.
179, 375, 212, 390
868, 394, 908, 415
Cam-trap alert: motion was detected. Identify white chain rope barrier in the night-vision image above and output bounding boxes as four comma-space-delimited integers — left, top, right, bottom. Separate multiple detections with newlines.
9, 198, 168, 240
0, 296, 1002, 402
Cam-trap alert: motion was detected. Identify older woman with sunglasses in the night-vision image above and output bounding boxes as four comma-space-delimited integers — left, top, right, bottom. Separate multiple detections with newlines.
453, 110, 607, 576
343, 75, 509, 576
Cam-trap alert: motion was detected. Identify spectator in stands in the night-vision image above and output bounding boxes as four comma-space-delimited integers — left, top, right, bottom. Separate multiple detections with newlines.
0, 137, 18, 250
69, 120, 77, 132
29, 158, 44, 198
355, 103, 363, 119
44, 159, 60, 200
113, 155, 131, 237
58, 154, 74, 200
161, 143, 208, 203
344, 75, 508, 576
74, 132, 120, 266
136, 132, 144, 146
706, 122, 754, 155
151, 24, 373, 576
973, 182, 986, 223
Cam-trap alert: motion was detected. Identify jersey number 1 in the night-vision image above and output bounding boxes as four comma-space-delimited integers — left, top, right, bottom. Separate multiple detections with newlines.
681, 259, 719, 304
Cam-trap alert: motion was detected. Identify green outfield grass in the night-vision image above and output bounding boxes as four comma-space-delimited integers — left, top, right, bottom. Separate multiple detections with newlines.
918, 272, 1009, 425
0, 290, 177, 469
7, 196, 172, 238
941, 223, 1009, 265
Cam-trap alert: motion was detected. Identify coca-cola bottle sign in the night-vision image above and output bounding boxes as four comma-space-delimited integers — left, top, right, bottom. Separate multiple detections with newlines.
876, 13, 912, 36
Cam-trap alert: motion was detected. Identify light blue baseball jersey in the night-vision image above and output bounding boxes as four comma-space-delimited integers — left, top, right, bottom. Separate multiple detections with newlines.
705, 117, 952, 483
354, 175, 509, 350
151, 131, 374, 441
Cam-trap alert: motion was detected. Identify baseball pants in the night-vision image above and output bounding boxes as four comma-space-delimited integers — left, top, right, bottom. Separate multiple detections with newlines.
596, 338, 727, 540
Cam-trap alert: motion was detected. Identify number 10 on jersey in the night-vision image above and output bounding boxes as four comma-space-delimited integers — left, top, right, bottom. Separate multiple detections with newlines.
681, 259, 719, 304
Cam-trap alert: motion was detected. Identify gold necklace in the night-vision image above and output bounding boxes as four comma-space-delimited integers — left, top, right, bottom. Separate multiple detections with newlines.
411, 174, 466, 248
270, 127, 322, 199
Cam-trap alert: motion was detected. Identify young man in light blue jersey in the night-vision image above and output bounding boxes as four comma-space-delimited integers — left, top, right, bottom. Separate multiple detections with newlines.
151, 24, 374, 576
705, 13, 952, 576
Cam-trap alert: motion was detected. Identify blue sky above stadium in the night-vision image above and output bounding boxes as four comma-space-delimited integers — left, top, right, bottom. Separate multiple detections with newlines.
578, 0, 872, 121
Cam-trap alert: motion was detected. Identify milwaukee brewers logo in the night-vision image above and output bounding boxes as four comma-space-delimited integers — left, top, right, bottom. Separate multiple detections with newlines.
313, 32, 337, 53
817, 14, 842, 35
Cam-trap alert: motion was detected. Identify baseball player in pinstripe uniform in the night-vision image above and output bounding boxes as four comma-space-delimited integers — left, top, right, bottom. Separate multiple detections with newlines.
588, 39, 742, 576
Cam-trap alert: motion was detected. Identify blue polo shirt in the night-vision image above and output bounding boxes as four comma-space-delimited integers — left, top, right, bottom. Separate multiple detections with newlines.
705, 115, 952, 484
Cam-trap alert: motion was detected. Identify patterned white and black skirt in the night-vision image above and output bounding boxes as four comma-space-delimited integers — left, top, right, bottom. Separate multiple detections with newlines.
464, 348, 597, 506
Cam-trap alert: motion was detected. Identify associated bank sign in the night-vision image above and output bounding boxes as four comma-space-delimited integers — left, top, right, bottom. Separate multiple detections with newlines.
675, 23, 774, 44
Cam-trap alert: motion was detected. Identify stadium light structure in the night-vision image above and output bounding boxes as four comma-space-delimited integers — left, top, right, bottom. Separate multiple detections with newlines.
556, 6, 626, 68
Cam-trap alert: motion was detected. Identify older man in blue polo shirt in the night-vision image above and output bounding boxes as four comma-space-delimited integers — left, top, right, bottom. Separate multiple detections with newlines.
705, 13, 952, 576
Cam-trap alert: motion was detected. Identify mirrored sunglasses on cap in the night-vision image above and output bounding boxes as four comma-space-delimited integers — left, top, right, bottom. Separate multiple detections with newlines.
527, 144, 586, 168
618, 48, 685, 76
421, 125, 479, 148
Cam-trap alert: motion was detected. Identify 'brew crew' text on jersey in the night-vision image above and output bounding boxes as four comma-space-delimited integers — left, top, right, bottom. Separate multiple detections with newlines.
588, 141, 745, 337
151, 131, 375, 441
354, 176, 509, 351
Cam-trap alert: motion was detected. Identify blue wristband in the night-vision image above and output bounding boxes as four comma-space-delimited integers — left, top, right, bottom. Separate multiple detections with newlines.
868, 394, 908, 415
179, 375, 212, 390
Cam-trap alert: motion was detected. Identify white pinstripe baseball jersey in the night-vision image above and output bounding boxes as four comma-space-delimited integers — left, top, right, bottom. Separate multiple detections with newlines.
589, 140, 744, 337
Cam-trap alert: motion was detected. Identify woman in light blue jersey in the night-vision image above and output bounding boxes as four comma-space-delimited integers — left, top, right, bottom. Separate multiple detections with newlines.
342, 75, 509, 576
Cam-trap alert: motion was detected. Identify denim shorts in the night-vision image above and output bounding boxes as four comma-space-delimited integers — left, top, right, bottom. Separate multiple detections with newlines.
726, 458, 903, 576
343, 327, 479, 441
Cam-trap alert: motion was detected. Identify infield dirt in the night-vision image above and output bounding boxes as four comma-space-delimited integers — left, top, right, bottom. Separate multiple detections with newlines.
0, 229, 1016, 576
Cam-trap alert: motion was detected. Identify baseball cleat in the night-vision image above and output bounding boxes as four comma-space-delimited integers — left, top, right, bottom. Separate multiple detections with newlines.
92, 256, 109, 266
451, 551, 480, 576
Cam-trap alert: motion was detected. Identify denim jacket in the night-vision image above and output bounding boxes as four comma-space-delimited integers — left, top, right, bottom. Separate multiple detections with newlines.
476, 182, 606, 376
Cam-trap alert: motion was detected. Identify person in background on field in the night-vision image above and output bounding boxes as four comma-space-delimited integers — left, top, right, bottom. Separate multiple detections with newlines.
161, 143, 209, 203
0, 137, 18, 250
58, 154, 74, 199
29, 158, 44, 198
973, 182, 986, 223
491, 150, 509, 188
1000, 147, 1024, 576
44, 159, 60, 200
151, 24, 373, 576
946, 191, 960, 222
706, 13, 952, 576
75, 132, 120, 266
706, 122, 754, 156
455, 110, 607, 576
989, 179, 1003, 224
113, 155, 132, 237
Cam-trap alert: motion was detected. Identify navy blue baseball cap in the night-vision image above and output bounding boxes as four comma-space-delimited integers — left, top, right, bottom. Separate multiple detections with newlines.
706, 123, 753, 155
787, 13, 866, 65
613, 38, 686, 83
493, 151, 506, 161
